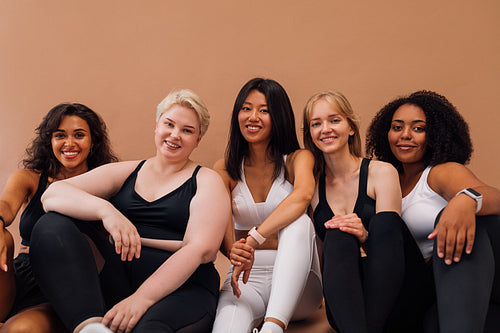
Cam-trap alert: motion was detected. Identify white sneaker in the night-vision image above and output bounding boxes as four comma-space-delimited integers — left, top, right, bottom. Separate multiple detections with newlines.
80, 323, 113, 333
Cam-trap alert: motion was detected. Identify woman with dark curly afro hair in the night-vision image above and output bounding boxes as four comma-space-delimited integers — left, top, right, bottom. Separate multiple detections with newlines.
366, 90, 500, 333
0, 103, 117, 332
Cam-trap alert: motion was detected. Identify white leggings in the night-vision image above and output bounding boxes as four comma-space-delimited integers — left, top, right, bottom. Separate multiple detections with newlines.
212, 214, 323, 333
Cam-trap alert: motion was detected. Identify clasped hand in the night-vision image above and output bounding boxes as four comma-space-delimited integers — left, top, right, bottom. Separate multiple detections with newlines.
229, 238, 254, 298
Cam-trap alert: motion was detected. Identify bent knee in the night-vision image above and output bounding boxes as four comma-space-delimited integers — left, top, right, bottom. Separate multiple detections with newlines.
1, 311, 58, 333
369, 211, 405, 235
280, 215, 314, 241
30, 213, 77, 249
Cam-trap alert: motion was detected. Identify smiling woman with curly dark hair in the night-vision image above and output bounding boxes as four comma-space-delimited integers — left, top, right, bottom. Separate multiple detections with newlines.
366, 90, 500, 333
0, 103, 118, 333
366, 90, 472, 172
23, 103, 118, 178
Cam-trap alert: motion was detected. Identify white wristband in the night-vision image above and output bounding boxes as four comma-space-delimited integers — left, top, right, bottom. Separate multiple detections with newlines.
456, 188, 482, 214
248, 226, 266, 245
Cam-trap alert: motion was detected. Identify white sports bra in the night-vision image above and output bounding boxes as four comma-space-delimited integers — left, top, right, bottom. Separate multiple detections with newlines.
232, 157, 294, 230
401, 166, 448, 258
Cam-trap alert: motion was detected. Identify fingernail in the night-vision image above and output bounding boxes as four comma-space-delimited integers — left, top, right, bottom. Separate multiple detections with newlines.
454, 257, 460, 262
2, 265, 7, 272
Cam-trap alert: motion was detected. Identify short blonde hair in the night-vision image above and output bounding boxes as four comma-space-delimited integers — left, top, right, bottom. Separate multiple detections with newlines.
302, 91, 361, 177
156, 89, 210, 137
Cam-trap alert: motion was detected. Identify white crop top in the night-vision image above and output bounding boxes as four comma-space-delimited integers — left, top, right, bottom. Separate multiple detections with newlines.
232, 157, 294, 230
401, 166, 448, 258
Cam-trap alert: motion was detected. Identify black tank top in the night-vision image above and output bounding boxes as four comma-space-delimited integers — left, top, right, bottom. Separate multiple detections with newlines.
313, 158, 376, 241
110, 161, 201, 240
19, 172, 48, 246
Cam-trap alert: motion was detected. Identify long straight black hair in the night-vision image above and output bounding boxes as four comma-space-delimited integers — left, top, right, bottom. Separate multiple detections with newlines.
225, 78, 300, 181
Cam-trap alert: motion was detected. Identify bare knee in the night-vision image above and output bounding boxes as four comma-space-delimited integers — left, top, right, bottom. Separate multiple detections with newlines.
1, 317, 38, 333
1, 306, 67, 333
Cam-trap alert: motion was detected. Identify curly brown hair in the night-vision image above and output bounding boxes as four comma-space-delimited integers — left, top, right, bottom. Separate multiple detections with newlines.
23, 103, 118, 177
366, 90, 472, 172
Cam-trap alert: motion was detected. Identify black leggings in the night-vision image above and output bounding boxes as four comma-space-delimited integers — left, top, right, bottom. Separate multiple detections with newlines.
321, 211, 407, 333
29, 212, 219, 333
389, 214, 500, 333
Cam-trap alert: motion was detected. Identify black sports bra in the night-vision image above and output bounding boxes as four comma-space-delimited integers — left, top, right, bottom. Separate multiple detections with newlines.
19, 172, 48, 246
110, 161, 201, 241
313, 158, 376, 241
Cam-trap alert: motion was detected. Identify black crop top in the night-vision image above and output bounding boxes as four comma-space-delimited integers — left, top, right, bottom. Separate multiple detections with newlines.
110, 161, 201, 241
19, 172, 48, 246
313, 158, 376, 241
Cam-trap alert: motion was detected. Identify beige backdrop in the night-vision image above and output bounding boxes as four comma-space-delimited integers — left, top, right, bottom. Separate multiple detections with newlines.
1, 0, 499, 253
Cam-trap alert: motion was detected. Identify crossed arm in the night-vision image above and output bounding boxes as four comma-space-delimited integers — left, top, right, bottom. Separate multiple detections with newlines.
42, 161, 143, 261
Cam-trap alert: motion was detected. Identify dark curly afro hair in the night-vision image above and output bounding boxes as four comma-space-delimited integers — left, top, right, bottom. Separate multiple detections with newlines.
366, 90, 472, 172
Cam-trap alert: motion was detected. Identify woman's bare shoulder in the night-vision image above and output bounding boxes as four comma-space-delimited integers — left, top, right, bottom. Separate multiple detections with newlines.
212, 158, 236, 190
10, 169, 41, 189
368, 159, 398, 179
